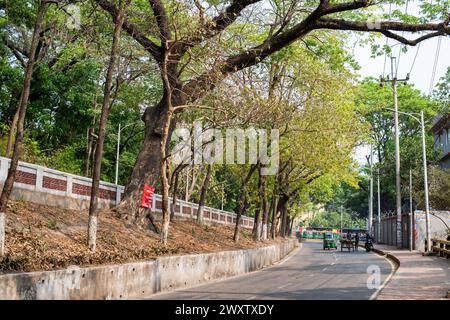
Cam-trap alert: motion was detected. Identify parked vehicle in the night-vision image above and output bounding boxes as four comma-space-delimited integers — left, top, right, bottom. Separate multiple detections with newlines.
323, 232, 337, 250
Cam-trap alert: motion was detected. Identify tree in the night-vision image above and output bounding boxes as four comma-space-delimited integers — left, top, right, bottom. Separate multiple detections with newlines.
0, 0, 48, 256
87, 0, 127, 252
94, 0, 450, 223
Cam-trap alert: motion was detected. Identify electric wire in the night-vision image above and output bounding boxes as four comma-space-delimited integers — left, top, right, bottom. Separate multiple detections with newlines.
429, 35, 442, 94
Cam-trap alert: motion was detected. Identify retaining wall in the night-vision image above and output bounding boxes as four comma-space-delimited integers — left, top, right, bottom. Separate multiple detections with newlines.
0, 239, 297, 300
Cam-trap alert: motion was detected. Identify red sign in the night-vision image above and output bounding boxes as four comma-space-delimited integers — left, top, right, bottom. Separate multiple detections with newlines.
140, 184, 155, 209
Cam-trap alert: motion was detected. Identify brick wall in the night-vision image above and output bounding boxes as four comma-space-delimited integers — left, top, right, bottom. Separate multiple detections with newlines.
0, 156, 254, 229
43, 176, 67, 192
15, 171, 36, 185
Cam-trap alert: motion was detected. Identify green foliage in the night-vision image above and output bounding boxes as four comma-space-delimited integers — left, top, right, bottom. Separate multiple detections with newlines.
309, 210, 366, 229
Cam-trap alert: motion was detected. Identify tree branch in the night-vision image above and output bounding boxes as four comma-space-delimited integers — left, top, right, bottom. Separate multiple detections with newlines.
95, 0, 162, 61
314, 18, 449, 46
148, 0, 171, 43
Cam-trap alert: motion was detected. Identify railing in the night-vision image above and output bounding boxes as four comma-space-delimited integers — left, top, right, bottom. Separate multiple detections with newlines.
0, 156, 254, 229
431, 238, 450, 259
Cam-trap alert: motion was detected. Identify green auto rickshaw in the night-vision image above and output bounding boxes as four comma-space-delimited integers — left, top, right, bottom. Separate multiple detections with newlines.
323, 232, 337, 250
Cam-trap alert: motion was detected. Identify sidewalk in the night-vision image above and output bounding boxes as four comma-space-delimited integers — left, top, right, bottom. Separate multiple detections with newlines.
374, 244, 450, 300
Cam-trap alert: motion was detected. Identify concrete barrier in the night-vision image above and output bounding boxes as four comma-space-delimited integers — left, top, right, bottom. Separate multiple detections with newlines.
0, 239, 297, 300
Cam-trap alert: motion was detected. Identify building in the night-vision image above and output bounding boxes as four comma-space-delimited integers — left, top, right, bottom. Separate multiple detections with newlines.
430, 113, 450, 170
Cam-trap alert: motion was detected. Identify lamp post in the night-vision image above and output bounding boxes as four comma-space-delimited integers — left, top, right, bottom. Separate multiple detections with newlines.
115, 122, 141, 185
368, 145, 374, 238
380, 57, 409, 249
382, 108, 431, 253
377, 168, 381, 243
409, 168, 413, 251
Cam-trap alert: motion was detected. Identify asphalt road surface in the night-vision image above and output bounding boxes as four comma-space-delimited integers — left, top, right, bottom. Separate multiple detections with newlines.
151, 240, 394, 300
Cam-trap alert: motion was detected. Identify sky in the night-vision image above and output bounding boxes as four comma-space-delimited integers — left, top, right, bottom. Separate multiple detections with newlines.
351, 1, 450, 166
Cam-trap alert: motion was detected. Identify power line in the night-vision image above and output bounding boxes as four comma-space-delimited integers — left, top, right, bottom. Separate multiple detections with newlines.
409, 42, 421, 76
429, 35, 442, 94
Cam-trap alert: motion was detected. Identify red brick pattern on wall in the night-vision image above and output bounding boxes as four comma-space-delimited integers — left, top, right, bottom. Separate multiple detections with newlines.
72, 183, 115, 200
227, 216, 232, 223
98, 188, 116, 200
203, 210, 210, 218
156, 200, 162, 209
175, 204, 180, 213
183, 206, 191, 215
212, 212, 219, 220
73, 183, 91, 196
220, 215, 226, 221
15, 171, 36, 186
43, 176, 67, 192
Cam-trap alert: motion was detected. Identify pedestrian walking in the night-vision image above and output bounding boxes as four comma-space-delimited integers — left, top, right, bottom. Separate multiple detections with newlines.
354, 233, 359, 251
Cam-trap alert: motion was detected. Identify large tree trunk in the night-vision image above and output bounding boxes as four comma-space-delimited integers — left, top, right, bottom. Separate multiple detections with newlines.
117, 99, 176, 216
276, 194, 289, 237
0, 0, 47, 256
197, 164, 213, 225
87, 7, 125, 252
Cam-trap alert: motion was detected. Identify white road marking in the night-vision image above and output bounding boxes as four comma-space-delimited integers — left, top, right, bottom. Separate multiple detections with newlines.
322, 267, 328, 271
246, 296, 256, 300
369, 253, 397, 300
277, 284, 289, 289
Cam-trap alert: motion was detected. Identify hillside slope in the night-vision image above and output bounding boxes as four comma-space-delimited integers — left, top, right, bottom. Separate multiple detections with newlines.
1, 201, 276, 273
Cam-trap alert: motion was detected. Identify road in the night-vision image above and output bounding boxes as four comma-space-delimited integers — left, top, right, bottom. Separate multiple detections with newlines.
151, 240, 394, 300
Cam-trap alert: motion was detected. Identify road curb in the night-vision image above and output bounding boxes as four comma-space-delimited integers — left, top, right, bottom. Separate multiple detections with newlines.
365, 245, 400, 300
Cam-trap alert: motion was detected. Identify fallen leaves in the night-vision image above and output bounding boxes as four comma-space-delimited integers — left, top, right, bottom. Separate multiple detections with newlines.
0, 201, 277, 273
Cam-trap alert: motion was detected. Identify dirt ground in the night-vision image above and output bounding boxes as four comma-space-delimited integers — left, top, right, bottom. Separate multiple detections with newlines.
0, 200, 279, 274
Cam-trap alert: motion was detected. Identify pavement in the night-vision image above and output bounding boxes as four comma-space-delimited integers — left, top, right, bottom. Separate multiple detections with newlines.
374, 244, 450, 300
150, 240, 393, 300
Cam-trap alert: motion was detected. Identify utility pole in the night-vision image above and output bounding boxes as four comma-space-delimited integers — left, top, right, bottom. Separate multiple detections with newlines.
368, 145, 374, 238
340, 205, 343, 234
421, 111, 431, 253
409, 168, 413, 251
381, 109, 431, 253
380, 57, 409, 249
377, 168, 381, 243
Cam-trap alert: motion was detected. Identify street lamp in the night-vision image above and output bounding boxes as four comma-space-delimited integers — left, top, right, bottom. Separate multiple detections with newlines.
115, 122, 141, 185
383, 108, 431, 253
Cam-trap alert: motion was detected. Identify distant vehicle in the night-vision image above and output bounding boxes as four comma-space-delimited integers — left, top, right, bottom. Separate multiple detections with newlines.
364, 236, 374, 252
323, 232, 337, 250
